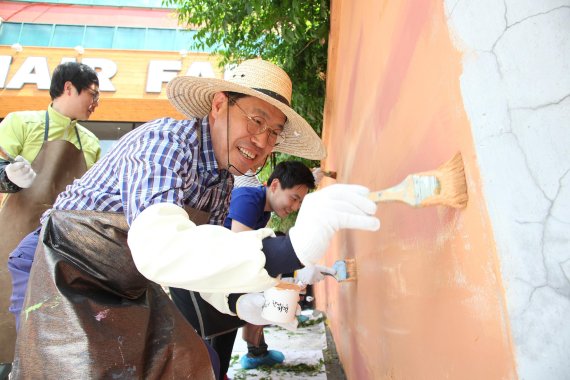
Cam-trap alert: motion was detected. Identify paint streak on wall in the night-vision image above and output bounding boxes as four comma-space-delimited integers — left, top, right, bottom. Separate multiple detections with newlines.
315, 0, 517, 378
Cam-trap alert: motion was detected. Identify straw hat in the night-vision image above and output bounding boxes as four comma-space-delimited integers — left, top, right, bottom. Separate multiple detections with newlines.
166, 59, 326, 160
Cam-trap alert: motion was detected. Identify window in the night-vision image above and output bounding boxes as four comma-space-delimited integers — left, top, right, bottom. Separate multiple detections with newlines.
20, 24, 53, 47
84, 26, 115, 49
146, 28, 176, 51
0, 23, 23, 45
176, 29, 197, 51
0, 22, 203, 52
52, 25, 85, 47
114, 27, 145, 50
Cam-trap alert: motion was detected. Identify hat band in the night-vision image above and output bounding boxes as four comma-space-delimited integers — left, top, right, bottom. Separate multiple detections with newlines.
253, 88, 290, 107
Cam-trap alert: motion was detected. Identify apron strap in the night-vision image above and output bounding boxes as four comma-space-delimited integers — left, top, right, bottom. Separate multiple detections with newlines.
44, 111, 49, 141
74, 125, 83, 151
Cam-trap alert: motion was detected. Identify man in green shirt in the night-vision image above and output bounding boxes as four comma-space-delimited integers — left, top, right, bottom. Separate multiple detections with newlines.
0, 63, 101, 192
0, 61, 101, 375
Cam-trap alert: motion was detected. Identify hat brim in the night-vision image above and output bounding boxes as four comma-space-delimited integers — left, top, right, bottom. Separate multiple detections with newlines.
167, 76, 326, 160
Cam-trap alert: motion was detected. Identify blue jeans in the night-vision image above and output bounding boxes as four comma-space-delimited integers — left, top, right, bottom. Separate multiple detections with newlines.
8, 227, 41, 330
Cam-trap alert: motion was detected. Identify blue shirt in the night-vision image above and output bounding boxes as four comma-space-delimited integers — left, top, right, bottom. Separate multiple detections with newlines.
47, 117, 233, 226
223, 186, 270, 230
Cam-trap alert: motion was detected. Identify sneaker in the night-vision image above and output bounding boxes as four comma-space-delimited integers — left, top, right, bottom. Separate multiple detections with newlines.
240, 350, 285, 369
0, 363, 12, 380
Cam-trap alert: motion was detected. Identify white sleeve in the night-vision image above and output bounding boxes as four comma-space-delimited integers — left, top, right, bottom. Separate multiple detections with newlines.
200, 292, 236, 316
127, 203, 278, 293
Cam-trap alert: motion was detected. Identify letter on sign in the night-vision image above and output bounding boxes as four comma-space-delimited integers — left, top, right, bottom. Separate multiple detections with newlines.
6, 57, 51, 89
185, 62, 215, 78
0, 56, 12, 88
82, 58, 118, 92
146, 60, 181, 93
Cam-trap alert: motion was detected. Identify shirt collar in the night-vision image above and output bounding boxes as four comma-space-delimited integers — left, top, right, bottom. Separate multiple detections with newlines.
197, 116, 233, 190
47, 104, 77, 129
198, 116, 219, 173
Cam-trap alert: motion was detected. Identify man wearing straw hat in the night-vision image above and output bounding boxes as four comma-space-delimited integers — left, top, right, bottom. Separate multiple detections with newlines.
11, 58, 380, 379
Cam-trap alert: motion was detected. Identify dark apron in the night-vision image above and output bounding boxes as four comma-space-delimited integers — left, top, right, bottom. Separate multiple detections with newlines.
12, 207, 216, 379
0, 113, 87, 363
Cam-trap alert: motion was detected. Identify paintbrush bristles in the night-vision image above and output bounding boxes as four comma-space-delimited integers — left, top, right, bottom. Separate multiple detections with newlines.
419, 152, 468, 208
344, 258, 357, 282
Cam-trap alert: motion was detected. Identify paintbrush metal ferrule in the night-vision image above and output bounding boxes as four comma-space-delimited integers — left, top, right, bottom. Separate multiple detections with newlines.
368, 174, 440, 207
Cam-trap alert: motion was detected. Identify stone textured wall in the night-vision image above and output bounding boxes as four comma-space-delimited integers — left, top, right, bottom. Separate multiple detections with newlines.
445, 1, 570, 378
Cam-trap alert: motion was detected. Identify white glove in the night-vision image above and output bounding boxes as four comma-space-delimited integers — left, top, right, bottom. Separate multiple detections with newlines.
236, 293, 300, 331
289, 184, 380, 266
5, 155, 36, 188
295, 265, 335, 285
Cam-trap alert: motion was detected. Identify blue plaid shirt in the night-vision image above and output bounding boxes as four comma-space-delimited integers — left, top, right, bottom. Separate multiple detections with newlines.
47, 117, 233, 226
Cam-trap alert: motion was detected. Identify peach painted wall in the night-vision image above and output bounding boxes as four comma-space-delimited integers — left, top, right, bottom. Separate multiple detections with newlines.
314, 0, 517, 378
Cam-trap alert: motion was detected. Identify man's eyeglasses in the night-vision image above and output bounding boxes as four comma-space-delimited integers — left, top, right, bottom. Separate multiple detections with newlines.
85, 87, 100, 105
233, 101, 285, 147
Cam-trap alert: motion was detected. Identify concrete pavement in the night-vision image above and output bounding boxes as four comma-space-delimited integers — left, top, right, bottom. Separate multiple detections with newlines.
228, 310, 345, 380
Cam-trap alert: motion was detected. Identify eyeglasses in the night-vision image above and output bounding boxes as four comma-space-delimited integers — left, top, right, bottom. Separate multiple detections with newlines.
233, 101, 285, 147
85, 87, 100, 105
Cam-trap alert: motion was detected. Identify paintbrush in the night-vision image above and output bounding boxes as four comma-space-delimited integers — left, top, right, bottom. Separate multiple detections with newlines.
0, 144, 15, 163
368, 152, 468, 209
322, 170, 337, 179
323, 259, 356, 282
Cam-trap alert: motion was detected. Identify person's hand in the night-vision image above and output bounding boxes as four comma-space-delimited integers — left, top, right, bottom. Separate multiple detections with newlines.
5, 156, 36, 188
236, 293, 299, 331
295, 265, 336, 285
289, 184, 380, 266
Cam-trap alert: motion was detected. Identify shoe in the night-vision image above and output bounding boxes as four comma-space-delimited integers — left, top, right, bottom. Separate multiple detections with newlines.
240, 350, 285, 369
0, 363, 12, 380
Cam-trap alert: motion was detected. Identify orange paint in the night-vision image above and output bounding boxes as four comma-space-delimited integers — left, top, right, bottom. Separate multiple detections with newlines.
317, 0, 517, 378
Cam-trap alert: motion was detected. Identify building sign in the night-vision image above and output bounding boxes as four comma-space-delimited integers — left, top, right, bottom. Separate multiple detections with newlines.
0, 46, 223, 121
0, 55, 217, 92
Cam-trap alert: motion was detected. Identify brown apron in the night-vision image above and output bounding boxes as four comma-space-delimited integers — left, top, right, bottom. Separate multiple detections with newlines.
12, 208, 215, 380
0, 113, 87, 363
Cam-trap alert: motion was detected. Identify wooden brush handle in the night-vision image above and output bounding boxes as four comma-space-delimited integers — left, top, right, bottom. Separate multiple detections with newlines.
322, 170, 337, 179
368, 174, 439, 207
368, 176, 416, 205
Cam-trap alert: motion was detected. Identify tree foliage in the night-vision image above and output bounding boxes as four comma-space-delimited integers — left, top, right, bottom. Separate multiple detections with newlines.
163, 0, 329, 146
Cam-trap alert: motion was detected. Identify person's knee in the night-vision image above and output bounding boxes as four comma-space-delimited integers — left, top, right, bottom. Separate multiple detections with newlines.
8, 231, 40, 272
8, 249, 34, 274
